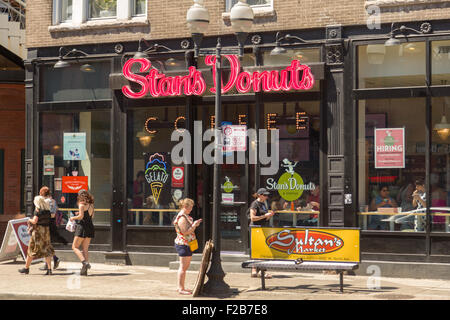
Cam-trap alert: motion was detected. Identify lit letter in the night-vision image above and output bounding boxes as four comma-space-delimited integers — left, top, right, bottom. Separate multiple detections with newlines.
236, 72, 251, 93
122, 58, 151, 99
145, 117, 158, 134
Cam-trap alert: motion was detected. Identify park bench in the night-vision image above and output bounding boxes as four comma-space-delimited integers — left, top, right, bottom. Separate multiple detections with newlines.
242, 226, 360, 293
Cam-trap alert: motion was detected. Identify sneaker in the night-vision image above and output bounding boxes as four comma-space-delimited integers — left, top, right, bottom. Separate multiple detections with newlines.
53, 258, 60, 270
18, 268, 29, 274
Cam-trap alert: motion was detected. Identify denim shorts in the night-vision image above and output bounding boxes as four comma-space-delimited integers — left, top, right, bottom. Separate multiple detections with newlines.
175, 244, 192, 257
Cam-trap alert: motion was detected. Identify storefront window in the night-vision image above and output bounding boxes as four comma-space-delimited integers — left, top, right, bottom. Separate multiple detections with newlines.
432, 40, 450, 85
39, 61, 111, 102
261, 101, 320, 227
431, 97, 450, 232
357, 98, 426, 232
89, 0, 117, 19
40, 110, 111, 226
358, 42, 426, 88
263, 48, 321, 65
127, 106, 186, 226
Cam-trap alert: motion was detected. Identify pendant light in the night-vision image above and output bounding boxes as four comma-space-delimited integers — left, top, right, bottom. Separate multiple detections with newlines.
434, 100, 450, 141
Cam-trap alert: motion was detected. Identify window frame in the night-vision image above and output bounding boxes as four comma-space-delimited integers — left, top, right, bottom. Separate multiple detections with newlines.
53, 0, 147, 25
225, 0, 273, 12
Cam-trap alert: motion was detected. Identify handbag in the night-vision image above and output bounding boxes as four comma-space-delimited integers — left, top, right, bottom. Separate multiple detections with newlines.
188, 239, 198, 252
66, 219, 76, 232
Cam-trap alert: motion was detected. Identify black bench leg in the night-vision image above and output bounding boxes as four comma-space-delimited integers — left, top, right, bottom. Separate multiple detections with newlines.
260, 269, 266, 290
339, 271, 344, 293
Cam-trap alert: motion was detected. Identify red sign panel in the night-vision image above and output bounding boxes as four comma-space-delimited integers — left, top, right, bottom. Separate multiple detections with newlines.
374, 128, 405, 169
172, 167, 184, 188
62, 176, 89, 193
265, 229, 344, 255
10, 218, 32, 260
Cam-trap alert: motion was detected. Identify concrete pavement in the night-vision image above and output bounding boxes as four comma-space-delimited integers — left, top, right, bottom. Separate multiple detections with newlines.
1, 259, 450, 300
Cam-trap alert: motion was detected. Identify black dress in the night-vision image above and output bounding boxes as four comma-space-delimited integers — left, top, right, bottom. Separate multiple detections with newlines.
74, 205, 95, 238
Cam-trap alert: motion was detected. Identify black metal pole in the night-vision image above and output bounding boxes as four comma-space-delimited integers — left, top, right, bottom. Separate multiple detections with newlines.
203, 38, 230, 294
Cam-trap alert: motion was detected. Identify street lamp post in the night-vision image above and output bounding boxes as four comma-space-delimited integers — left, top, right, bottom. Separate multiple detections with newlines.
186, 0, 254, 295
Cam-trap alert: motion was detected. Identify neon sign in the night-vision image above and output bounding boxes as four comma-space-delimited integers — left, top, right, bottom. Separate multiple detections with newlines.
122, 56, 315, 99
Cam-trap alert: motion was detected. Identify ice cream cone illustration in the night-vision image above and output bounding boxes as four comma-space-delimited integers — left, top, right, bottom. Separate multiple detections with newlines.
150, 181, 163, 205
145, 153, 169, 206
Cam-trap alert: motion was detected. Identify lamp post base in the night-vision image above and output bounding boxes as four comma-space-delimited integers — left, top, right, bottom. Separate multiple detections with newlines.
202, 251, 230, 295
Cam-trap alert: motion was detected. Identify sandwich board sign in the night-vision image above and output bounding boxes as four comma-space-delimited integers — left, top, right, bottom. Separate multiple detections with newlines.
0, 218, 42, 262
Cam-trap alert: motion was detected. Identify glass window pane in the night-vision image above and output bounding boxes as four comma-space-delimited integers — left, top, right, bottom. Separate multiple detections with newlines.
261, 101, 321, 228
431, 97, 450, 233
127, 106, 186, 226
358, 43, 426, 88
133, 0, 146, 15
432, 40, 450, 85
40, 111, 111, 227
39, 61, 111, 102
227, 0, 271, 10
357, 98, 426, 233
89, 0, 117, 19
61, 0, 72, 21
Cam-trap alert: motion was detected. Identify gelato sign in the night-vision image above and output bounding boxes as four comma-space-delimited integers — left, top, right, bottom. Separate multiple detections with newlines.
265, 159, 315, 201
145, 153, 169, 205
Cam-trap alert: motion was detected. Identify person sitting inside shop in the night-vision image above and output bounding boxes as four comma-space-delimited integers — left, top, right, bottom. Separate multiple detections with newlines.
368, 185, 398, 230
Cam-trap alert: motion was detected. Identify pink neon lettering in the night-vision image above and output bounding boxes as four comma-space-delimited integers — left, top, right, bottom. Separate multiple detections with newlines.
122, 58, 152, 99
121, 57, 314, 99
205, 55, 239, 94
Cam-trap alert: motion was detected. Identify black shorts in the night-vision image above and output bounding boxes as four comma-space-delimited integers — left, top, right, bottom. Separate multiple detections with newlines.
175, 244, 192, 257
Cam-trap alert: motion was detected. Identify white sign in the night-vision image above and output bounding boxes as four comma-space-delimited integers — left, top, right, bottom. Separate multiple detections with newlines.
222, 125, 247, 152
0, 218, 42, 263
222, 193, 234, 204
0, 220, 21, 262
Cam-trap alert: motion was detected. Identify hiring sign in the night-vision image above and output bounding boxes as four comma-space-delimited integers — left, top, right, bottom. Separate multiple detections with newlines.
251, 227, 360, 263
374, 128, 405, 169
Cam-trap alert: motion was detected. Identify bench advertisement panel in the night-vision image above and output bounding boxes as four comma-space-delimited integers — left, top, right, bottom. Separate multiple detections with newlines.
251, 227, 360, 263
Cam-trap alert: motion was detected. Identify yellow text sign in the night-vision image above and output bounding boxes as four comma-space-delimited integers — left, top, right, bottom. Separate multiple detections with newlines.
251, 227, 360, 263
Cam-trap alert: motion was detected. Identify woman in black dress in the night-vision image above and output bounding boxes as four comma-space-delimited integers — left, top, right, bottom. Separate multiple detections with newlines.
70, 189, 95, 276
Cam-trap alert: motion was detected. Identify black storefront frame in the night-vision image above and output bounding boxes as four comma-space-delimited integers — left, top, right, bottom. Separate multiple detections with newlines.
33, 58, 115, 251
352, 33, 450, 262
26, 29, 340, 254
117, 42, 326, 252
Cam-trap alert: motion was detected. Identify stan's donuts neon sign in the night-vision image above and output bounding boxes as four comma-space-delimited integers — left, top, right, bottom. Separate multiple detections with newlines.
122, 55, 315, 99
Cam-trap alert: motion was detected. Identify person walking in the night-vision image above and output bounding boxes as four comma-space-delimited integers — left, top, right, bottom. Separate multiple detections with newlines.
248, 188, 275, 278
18, 186, 55, 275
70, 190, 95, 276
40, 193, 67, 271
173, 198, 202, 295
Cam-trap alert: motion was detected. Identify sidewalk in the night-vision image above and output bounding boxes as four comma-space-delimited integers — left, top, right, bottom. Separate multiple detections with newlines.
1, 259, 450, 300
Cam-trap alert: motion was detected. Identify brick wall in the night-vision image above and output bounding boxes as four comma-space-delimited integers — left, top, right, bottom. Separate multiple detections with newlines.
26, 0, 450, 49
0, 84, 25, 220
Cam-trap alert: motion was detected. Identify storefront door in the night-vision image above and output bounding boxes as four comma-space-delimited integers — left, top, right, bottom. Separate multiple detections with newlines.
194, 103, 251, 253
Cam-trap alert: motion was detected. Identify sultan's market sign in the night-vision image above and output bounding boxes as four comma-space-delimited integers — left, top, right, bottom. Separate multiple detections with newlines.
122, 55, 315, 99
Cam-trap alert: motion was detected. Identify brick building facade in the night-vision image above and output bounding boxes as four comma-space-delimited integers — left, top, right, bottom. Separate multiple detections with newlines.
22, 0, 450, 263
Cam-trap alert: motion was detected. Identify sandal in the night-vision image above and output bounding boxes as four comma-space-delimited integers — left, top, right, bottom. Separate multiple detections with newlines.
177, 289, 192, 295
